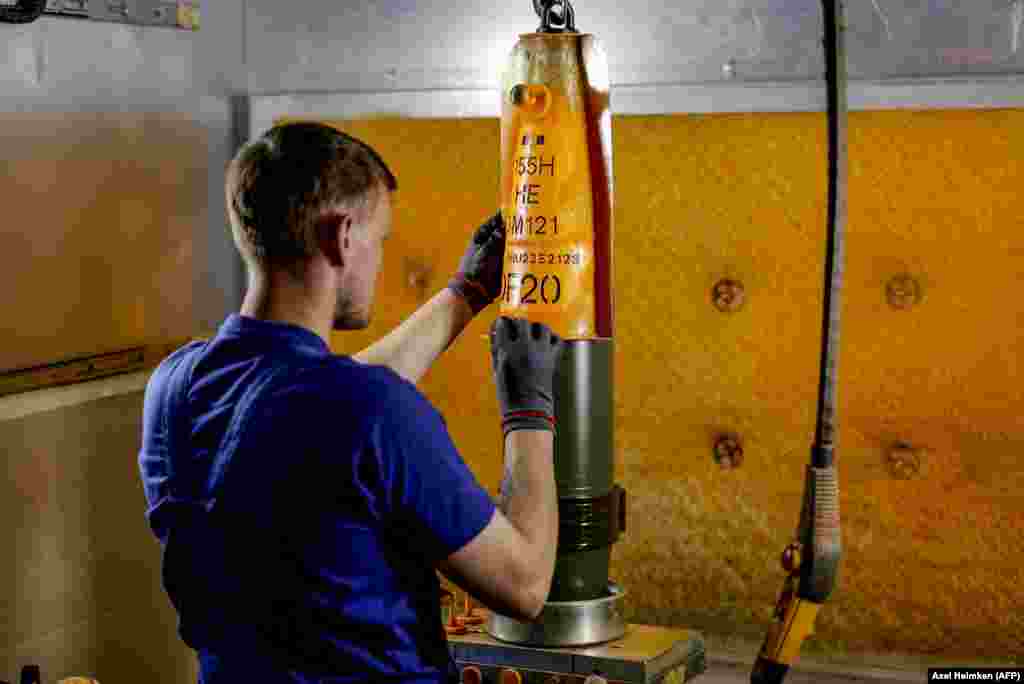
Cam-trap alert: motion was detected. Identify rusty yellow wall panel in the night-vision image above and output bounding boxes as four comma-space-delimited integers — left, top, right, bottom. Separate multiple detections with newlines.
303, 110, 1023, 661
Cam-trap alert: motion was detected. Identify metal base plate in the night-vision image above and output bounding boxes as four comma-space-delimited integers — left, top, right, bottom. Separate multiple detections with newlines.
487, 581, 627, 647
449, 618, 706, 684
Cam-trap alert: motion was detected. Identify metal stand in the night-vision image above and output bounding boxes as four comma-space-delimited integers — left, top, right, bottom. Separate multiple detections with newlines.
487, 581, 627, 647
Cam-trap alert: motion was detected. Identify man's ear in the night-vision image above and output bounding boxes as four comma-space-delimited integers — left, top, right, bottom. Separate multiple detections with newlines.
318, 211, 352, 268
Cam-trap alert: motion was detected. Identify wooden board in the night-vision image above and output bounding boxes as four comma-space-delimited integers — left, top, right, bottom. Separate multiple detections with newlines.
0, 112, 206, 376
0, 337, 194, 398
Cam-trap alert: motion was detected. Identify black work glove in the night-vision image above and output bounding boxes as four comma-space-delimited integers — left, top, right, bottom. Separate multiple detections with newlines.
489, 316, 565, 438
448, 211, 506, 315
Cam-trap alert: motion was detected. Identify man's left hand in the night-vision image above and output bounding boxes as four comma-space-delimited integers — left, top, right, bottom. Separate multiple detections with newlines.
448, 211, 506, 315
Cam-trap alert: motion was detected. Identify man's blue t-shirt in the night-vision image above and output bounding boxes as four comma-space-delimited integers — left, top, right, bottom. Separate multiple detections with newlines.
138, 314, 497, 683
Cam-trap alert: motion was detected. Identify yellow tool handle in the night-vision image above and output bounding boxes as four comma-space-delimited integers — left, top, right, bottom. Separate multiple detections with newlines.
751, 598, 822, 683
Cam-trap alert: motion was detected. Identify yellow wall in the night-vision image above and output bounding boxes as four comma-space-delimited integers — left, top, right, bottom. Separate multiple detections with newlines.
314, 110, 1023, 661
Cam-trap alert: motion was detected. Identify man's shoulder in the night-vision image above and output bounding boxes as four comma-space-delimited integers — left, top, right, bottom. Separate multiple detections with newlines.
318, 357, 428, 408
160, 339, 207, 369
146, 340, 208, 395
320, 359, 452, 431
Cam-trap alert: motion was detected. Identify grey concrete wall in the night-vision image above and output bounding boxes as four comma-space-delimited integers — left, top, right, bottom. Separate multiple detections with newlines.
195, 94, 246, 334
240, 0, 1024, 95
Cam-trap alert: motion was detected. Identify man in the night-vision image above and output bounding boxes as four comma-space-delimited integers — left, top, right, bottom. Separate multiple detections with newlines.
138, 121, 564, 683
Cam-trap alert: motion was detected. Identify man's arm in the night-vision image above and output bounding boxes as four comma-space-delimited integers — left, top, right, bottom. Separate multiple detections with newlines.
352, 288, 474, 386
436, 317, 563, 621
354, 211, 505, 385
437, 429, 557, 621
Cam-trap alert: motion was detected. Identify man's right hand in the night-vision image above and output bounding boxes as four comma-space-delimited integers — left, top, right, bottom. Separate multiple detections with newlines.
489, 317, 565, 437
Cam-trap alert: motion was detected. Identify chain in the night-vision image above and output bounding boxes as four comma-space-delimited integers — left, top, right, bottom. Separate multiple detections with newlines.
532, 0, 576, 33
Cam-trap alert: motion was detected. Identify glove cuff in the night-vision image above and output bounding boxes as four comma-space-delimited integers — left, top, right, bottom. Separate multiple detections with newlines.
448, 274, 492, 315
502, 410, 556, 439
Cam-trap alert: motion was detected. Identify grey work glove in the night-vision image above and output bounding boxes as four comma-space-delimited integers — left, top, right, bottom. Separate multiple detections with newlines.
489, 316, 565, 438
448, 211, 506, 315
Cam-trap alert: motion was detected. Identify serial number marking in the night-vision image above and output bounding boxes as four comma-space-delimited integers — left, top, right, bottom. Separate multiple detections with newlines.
508, 250, 583, 266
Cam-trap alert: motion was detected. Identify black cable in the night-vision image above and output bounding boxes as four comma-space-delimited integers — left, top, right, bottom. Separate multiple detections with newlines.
811, 0, 847, 469
0, 0, 46, 24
